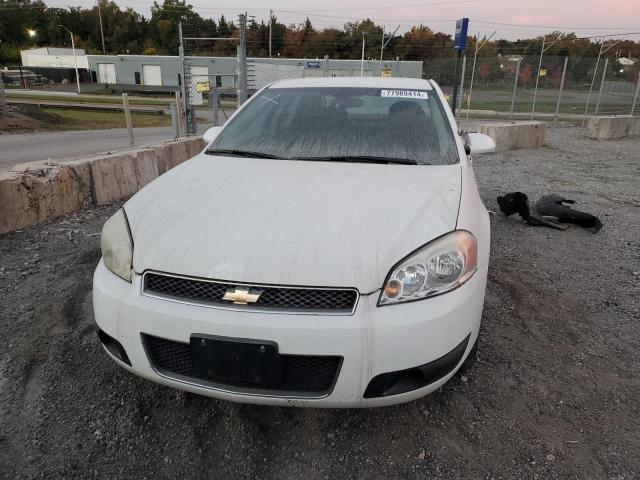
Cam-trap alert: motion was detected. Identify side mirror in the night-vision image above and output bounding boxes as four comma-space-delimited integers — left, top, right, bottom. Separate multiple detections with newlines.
203, 126, 223, 144
465, 132, 495, 155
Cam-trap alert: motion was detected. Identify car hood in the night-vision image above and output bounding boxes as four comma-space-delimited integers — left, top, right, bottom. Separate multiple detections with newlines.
126, 153, 461, 293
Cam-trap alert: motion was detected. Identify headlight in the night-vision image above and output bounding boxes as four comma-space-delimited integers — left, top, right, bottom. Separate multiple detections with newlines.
378, 230, 477, 306
100, 208, 133, 282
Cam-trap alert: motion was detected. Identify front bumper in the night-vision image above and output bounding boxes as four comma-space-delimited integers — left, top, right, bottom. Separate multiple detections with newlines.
93, 260, 487, 407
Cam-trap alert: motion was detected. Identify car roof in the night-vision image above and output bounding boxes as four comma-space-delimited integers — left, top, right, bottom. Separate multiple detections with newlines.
268, 77, 434, 90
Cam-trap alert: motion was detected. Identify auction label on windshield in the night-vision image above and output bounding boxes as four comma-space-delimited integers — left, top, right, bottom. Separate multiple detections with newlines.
381, 90, 428, 99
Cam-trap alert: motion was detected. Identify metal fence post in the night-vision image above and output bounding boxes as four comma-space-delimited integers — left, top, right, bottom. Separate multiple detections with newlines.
170, 101, 179, 139
457, 54, 466, 112
554, 57, 568, 126
466, 40, 478, 119
209, 89, 219, 126
0, 72, 5, 108
324, 55, 329, 77
631, 72, 640, 116
175, 90, 185, 137
595, 58, 609, 115
583, 44, 605, 124
531, 42, 545, 120
178, 22, 187, 125
122, 93, 134, 146
465, 32, 496, 120
237, 13, 247, 106
509, 59, 521, 121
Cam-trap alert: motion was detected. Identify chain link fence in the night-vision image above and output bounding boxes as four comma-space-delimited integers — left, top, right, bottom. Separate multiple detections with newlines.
179, 20, 640, 133
180, 20, 241, 134
453, 54, 640, 120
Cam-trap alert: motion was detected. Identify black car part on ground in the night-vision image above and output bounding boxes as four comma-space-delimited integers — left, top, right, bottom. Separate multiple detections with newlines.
497, 192, 567, 230
536, 194, 603, 233
497, 192, 602, 233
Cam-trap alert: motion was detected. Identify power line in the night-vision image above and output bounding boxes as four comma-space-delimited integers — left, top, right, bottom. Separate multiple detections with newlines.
284, 0, 486, 13
472, 19, 640, 31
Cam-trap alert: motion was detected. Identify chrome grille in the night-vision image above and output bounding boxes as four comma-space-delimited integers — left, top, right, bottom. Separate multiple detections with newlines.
142, 272, 358, 314
142, 334, 342, 396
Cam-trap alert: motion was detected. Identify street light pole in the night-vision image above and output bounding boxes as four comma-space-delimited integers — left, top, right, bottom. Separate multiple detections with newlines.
59, 25, 81, 94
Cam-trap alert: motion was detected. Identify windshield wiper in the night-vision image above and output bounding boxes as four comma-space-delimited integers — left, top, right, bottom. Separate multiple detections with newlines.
295, 155, 418, 165
205, 148, 286, 159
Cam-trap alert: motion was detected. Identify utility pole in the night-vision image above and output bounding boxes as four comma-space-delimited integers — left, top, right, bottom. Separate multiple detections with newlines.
269, 9, 273, 58
97, 0, 106, 54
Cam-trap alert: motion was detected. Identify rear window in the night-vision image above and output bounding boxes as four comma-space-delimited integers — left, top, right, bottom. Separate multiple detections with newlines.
209, 87, 459, 165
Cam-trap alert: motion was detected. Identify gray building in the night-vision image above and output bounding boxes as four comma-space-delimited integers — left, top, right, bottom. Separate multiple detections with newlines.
85, 55, 423, 93
21, 48, 423, 94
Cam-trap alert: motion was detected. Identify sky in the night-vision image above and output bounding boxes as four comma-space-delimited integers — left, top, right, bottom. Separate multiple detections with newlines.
43, 0, 640, 42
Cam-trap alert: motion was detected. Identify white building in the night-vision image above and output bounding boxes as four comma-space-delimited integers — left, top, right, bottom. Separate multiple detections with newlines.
21, 47, 89, 69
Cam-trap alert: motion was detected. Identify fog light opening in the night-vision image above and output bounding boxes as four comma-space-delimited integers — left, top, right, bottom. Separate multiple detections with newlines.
97, 330, 132, 366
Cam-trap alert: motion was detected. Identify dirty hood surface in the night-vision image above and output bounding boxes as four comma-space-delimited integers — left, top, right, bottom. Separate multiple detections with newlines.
125, 153, 461, 292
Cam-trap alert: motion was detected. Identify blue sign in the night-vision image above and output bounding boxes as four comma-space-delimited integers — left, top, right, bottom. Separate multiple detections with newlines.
306, 61, 321, 69
454, 18, 469, 51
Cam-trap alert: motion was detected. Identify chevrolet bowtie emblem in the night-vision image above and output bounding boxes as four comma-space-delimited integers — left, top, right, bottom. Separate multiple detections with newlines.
222, 287, 262, 305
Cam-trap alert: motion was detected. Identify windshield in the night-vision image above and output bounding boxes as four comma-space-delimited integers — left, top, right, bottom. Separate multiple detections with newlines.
207, 87, 459, 165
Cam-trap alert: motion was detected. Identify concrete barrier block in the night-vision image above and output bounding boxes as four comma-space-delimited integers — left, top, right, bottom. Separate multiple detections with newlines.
586, 115, 640, 140
90, 152, 136, 205
90, 148, 161, 205
186, 137, 207, 158
478, 122, 545, 152
0, 163, 92, 235
133, 148, 162, 188
0, 137, 205, 234
164, 141, 191, 171
154, 143, 173, 175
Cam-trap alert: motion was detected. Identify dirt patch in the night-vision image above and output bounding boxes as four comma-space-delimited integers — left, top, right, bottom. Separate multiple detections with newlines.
0, 105, 69, 133
0, 126, 638, 479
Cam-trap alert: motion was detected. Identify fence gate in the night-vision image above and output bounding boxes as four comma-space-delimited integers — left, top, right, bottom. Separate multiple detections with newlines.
179, 21, 242, 134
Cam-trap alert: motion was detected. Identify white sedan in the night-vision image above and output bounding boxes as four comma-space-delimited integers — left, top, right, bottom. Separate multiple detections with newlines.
93, 77, 495, 407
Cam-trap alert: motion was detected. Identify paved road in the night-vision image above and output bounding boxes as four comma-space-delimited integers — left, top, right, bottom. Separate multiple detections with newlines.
0, 127, 176, 171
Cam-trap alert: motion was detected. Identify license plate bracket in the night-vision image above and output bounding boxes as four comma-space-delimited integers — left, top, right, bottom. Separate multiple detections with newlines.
190, 335, 282, 388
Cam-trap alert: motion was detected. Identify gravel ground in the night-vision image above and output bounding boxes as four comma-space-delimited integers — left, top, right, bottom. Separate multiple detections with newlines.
1, 125, 639, 479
